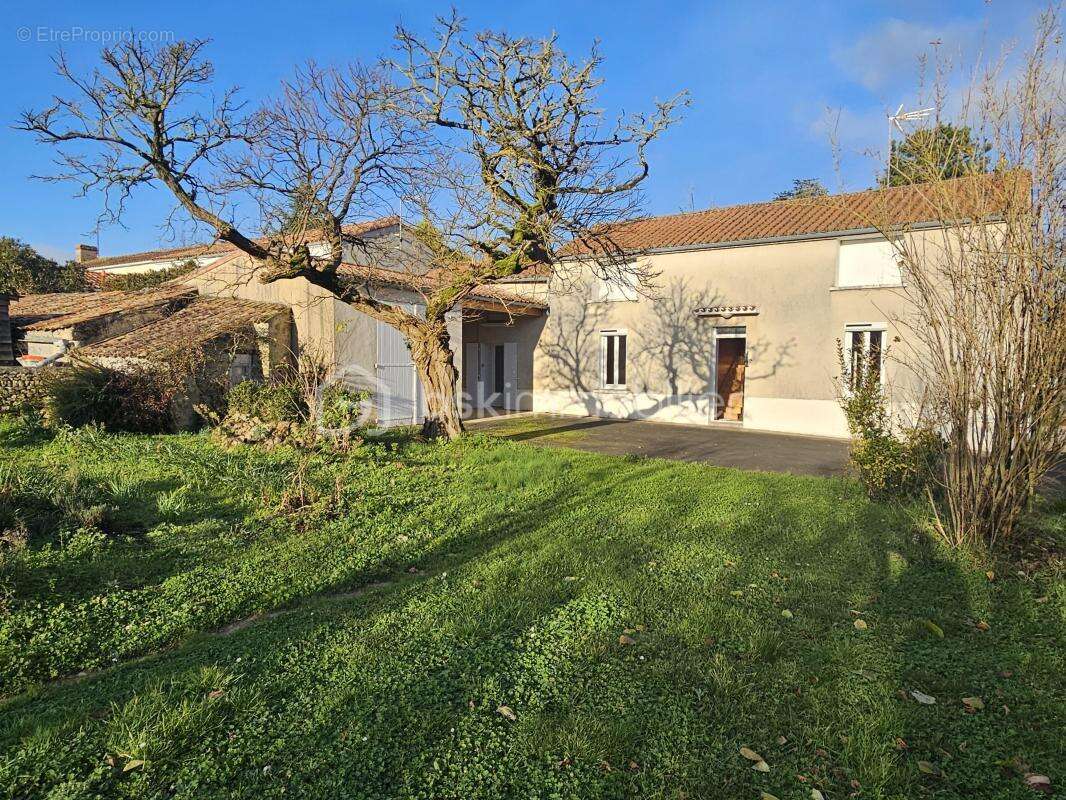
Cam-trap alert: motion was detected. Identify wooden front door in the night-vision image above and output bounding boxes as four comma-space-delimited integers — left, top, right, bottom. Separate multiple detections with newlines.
715, 338, 746, 421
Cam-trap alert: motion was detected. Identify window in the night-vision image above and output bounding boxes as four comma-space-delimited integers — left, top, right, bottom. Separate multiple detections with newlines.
837, 238, 903, 288
228, 353, 255, 386
844, 324, 885, 390
594, 273, 639, 302
493, 344, 505, 394
601, 331, 627, 389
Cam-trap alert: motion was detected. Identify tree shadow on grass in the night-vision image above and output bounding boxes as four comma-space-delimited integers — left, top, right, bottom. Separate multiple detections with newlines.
0, 448, 1061, 799
478, 416, 627, 443
4, 469, 269, 608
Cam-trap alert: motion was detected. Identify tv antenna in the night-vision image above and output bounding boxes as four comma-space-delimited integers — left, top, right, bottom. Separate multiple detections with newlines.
887, 104, 934, 173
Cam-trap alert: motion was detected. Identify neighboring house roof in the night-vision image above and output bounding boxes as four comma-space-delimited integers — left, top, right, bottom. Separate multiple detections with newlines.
562, 173, 1019, 256
9, 291, 108, 327
13, 286, 196, 331
81, 296, 287, 359
82, 216, 401, 271
502, 263, 553, 282
337, 263, 548, 313
84, 271, 111, 290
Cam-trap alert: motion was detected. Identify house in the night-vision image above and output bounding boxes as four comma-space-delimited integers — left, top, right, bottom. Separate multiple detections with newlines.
486, 175, 1008, 439
180, 250, 547, 426
70, 216, 548, 427
74, 217, 413, 277
62, 175, 1001, 438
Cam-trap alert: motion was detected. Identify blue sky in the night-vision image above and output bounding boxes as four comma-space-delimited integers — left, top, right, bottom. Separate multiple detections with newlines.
0, 0, 1043, 262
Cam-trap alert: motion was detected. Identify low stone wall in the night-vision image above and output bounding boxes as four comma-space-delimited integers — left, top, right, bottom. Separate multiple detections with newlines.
0, 366, 59, 414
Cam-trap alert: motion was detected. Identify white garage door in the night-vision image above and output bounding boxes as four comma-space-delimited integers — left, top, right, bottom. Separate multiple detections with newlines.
375, 314, 424, 427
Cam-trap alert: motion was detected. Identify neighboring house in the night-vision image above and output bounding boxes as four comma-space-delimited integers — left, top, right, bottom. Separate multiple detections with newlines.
181, 251, 547, 426
51, 215, 550, 429
7, 287, 293, 425
72, 215, 550, 427
74, 217, 413, 277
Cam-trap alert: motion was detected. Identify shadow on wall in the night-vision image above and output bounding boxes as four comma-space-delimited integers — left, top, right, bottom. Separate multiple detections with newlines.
539, 276, 796, 420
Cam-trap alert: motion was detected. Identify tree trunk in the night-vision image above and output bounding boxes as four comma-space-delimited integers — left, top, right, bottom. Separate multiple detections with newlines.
408, 320, 464, 440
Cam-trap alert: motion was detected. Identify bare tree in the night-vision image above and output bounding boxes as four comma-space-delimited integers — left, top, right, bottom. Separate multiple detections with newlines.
863, 9, 1065, 546
16, 40, 432, 411
389, 13, 686, 436
20, 22, 685, 439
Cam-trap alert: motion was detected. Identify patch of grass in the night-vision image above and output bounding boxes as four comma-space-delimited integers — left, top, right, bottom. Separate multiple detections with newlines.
468, 412, 595, 444
0, 416, 1062, 799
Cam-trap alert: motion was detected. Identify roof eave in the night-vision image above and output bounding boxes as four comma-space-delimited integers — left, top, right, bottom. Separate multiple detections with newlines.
560, 214, 1007, 261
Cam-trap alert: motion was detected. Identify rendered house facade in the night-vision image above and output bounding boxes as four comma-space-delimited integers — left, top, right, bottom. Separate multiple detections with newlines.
484, 177, 1002, 439
69, 176, 1001, 438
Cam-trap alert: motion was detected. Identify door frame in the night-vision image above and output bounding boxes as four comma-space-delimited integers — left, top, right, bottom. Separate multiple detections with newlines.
478, 340, 518, 410
713, 325, 747, 422
463, 341, 481, 413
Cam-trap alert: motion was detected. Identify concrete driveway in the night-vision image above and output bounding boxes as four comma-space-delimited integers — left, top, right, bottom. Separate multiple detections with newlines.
467, 413, 852, 478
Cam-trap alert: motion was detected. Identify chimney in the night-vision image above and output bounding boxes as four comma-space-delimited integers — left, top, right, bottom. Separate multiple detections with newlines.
75, 243, 99, 263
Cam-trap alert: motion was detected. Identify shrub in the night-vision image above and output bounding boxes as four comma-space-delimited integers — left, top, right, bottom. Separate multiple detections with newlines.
43, 360, 179, 433
218, 350, 369, 449
837, 341, 943, 500
225, 380, 304, 423
97, 260, 197, 291
316, 384, 370, 432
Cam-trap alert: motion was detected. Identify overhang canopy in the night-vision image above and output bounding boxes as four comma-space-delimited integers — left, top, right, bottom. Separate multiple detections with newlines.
694, 305, 759, 319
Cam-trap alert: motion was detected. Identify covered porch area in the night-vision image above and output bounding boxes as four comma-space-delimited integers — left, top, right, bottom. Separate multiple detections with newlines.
460, 300, 546, 418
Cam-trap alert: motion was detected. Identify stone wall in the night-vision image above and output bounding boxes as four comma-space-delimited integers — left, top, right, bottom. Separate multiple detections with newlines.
0, 366, 60, 414
0, 297, 12, 366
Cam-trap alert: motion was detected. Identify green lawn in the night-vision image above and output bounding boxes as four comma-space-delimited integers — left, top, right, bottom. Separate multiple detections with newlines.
0, 418, 1062, 799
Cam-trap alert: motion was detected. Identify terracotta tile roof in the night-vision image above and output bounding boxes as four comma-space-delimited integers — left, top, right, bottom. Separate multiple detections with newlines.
83, 216, 401, 270
563, 173, 1018, 256
9, 291, 114, 326
337, 263, 547, 311
15, 286, 196, 332
81, 296, 288, 359
84, 271, 111, 290
504, 263, 553, 281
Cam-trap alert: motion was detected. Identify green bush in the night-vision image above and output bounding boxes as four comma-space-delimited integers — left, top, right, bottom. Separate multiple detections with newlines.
97, 260, 197, 291
847, 425, 942, 499
317, 384, 370, 432
44, 361, 177, 433
837, 341, 943, 499
225, 380, 304, 423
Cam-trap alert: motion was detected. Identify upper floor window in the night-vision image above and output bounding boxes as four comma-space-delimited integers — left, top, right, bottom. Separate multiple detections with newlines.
844, 324, 885, 390
593, 273, 639, 302
837, 238, 903, 288
601, 331, 627, 389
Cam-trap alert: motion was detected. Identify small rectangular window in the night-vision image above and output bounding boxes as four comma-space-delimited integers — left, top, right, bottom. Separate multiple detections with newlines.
845, 325, 886, 389
837, 239, 903, 288
494, 345, 505, 394
601, 332, 627, 389
228, 353, 254, 386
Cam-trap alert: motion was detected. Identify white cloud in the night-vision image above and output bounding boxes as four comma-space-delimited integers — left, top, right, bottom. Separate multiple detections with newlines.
834, 18, 986, 93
